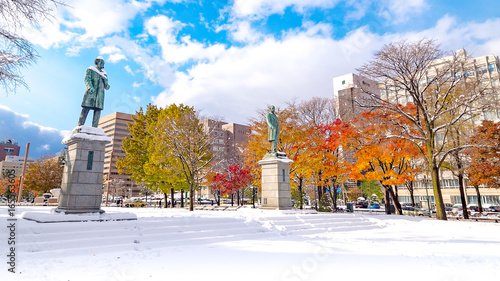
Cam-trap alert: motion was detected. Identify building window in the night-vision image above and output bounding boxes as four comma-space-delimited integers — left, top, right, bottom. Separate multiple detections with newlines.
488, 63, 497, 72
477, 65, 487, 76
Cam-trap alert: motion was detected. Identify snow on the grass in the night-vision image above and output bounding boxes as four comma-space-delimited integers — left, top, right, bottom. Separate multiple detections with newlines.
1, 206, 499, 281
20, 209, 137, 222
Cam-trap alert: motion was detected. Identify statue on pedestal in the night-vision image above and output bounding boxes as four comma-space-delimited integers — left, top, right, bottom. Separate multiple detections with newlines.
266, 105, 279, 155
78, 56, 110, 128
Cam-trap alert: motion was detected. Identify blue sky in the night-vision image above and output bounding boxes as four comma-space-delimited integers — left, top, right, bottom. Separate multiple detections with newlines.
1, 0, 500, 159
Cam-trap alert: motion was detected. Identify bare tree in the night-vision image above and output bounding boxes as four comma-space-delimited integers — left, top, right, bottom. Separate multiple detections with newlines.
358, 39, 495, 220
0, 0, 64, 92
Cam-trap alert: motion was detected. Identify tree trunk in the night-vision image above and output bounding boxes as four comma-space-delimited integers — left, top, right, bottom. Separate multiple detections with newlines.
384, 187, 391, 214
332, 185, 338, 212
237, 190, 240, 206
474, 185, 483, 213
217, 189, 221, 206
409, 181, 415, 207
170, 188, 175, 208
180, 190, 184, 208
163, 193, 168, 208
317, 185, 323, 210
457, 173, 469, 219
189, 184, 194, 212
231, 193, 234, 206
298, 177, 303, 210
385, 185, 402, 215
431, 164, 447, 220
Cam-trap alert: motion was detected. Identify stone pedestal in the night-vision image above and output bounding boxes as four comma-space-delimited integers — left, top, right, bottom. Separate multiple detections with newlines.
55, 126, 111, 214
258, 156, 293, 210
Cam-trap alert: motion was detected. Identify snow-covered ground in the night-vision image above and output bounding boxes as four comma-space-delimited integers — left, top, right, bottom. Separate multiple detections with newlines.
1, 206, 499, 281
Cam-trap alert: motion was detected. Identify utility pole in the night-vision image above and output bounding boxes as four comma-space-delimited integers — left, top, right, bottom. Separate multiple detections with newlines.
16, 143, 30, 203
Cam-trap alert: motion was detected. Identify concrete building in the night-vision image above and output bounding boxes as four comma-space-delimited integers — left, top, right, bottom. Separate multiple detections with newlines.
0, 155, 34, 177
0, 139, 20, 161
332, 73, 379, 121
98, 112, 138, 197
200, 119, 250, 198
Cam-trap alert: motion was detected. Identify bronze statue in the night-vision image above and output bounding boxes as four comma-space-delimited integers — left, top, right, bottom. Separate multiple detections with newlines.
266, 105, 279, 154
78, 56, 110, 127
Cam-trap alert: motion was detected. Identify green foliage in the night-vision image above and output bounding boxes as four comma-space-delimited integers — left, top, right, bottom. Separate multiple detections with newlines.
360, 180, 384, 202
318, 193, 332, 212
117, 104, 191, 193
291, 188, 306, 209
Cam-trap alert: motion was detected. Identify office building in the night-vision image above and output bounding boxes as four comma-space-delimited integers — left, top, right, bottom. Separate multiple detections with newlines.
0, 139, 20, 161
98, 112, 138, 197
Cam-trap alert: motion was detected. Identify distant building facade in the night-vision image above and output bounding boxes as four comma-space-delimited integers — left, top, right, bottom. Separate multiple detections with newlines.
0, 155, 34, 177
0, 139, 20, 161
200, 119, 250, 198
332, 73, 379, 121
98, 112, 139, 197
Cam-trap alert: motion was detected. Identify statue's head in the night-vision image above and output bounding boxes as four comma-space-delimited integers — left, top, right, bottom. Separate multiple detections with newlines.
94, 56, 105, 69
269, 105, 275, 112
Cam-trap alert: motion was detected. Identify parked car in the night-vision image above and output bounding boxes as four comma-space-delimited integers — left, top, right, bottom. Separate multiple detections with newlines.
402, 206, 430, 216
368, 203, 380, 209
123, 198, 146, 207
452, 204, 463, 213
488, 205, 500, 212
467, 204, 479, 212
355, 201, 368, 208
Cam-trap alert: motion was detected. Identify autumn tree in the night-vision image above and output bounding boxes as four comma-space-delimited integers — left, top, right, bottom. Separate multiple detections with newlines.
358, 39, 494, 220
350, 108, 421, 215
23, 154, 63, 195
305, 120, 353, 212
292, 97, 337, 209
207, 164, 251, 206
466, 120, 500, 213
1, 0, 64, 92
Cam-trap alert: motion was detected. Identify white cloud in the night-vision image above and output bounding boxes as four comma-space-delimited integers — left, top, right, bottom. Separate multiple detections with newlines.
62, 0, 151, 40
0, 106, 66, 159
0, 104, 29, 119
145, 15, 226, 64
380, 0, 429, 23
124, 65, 135, 75
152, 26, 382, 124
228, 21, 265, 43
231, 0, 339, 19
